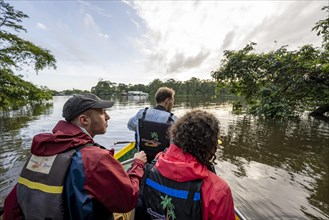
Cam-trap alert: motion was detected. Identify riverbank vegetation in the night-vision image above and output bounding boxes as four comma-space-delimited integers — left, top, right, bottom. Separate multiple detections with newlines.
212, 6, 329, 119
90, 77, 218, 97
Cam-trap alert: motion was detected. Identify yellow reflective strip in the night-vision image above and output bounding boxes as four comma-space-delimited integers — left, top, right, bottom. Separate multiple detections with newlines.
114, 142, 135, 160
18, 177, 63, 194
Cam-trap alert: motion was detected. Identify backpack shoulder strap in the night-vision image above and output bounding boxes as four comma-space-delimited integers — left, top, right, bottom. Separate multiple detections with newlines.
167, 112, 174, 123
185, 179, 202, 215
141, 107, 149, 120
72, 142, 105, 153
139, 107, 149, 128
141, 158, 157, 183
140, 153, 161, 188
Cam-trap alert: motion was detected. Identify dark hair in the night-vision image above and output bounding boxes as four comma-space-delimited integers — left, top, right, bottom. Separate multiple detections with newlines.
155, 87, 175, 103
169, 110, 219, 168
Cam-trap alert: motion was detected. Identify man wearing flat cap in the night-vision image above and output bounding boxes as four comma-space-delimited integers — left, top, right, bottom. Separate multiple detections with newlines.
3, 93, 147, 220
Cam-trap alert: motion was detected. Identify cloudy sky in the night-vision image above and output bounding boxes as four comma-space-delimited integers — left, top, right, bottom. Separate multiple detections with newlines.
8, 0, 328, 91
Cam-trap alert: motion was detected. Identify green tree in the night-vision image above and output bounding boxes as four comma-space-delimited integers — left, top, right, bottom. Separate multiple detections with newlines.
0, 0, 56, 109
128, 83, 147, 93
0, 69, 52, 107
147, 79, 163, 94
117, 83, 128, 94
212, 42, 328, 118
199, 79, 217, 97
150, 131, 159, 142
89, 77, 219, 98
312, 6, 329, 51
163, 78, 180, 94
53, 88, 90, 96
186, 77, 202, 95
212, 6, 329, 119
160, 195, 176, 220
91, 79, 116, 96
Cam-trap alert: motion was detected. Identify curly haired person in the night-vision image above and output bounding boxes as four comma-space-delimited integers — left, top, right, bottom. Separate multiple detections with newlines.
136, 110, 235, 220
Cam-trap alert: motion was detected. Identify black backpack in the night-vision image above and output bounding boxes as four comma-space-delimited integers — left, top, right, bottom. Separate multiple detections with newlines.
138, 108, 173, 163
135, 158, 203, 220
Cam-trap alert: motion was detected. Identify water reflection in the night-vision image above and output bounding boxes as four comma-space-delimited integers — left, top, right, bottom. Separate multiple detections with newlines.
218, 116, 329, 219
0, 103, 53, 202
115, 94, 150, 104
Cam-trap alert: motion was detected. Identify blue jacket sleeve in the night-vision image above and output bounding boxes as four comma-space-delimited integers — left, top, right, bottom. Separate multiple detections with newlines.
127, 109, 143, 131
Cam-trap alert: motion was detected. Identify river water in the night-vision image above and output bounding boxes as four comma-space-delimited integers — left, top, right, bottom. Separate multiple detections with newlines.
0, 95, 328, 219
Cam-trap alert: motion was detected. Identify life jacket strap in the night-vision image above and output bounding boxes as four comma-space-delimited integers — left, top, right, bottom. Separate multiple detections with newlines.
185, 180, 199, 215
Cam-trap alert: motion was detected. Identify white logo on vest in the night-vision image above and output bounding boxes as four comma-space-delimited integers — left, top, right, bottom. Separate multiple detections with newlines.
26, 154, 57, 174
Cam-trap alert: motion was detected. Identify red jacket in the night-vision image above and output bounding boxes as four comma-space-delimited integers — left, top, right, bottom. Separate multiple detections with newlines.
155, 144, 236, 220
3, 120, 145, 219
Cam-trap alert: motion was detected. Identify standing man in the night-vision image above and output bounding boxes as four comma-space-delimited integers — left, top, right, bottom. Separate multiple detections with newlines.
127, 87, 177, 163
136, 110, 236, 220
3, 93, 147, 220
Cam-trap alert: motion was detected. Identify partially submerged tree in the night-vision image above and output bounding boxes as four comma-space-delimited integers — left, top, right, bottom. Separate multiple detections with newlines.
0, 68, 52, 107
0, 0, 56, 109
212, 6, 329, 119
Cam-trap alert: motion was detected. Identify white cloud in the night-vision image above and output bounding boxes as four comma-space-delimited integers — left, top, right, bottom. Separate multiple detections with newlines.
83, 13, 96, 28
130, 18, 140, 29
98, 33, 109, 38
130, 1, 325, 82
36, 22, 47, 30
244, 1, 324, 52
78, 0, 112, 18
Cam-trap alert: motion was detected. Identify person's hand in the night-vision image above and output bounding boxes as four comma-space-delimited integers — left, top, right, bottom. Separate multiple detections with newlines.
134, 151, 147, 164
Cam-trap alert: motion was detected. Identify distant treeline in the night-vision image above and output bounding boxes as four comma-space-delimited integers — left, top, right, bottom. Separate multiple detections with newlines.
90, 77, 219, 97
51, 77, 221, 97
51, 89, 91, 96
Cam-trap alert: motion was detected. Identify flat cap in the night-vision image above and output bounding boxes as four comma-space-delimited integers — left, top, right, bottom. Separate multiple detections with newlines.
62, 93, 114, 122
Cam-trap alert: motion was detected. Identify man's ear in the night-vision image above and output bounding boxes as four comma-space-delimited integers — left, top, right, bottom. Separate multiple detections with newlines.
163, 98, 170, 110
79, 114, 89, 126
164, 97, 170, 104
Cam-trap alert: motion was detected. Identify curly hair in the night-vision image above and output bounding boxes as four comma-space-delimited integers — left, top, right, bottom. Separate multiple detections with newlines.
169, 110, 220, 168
